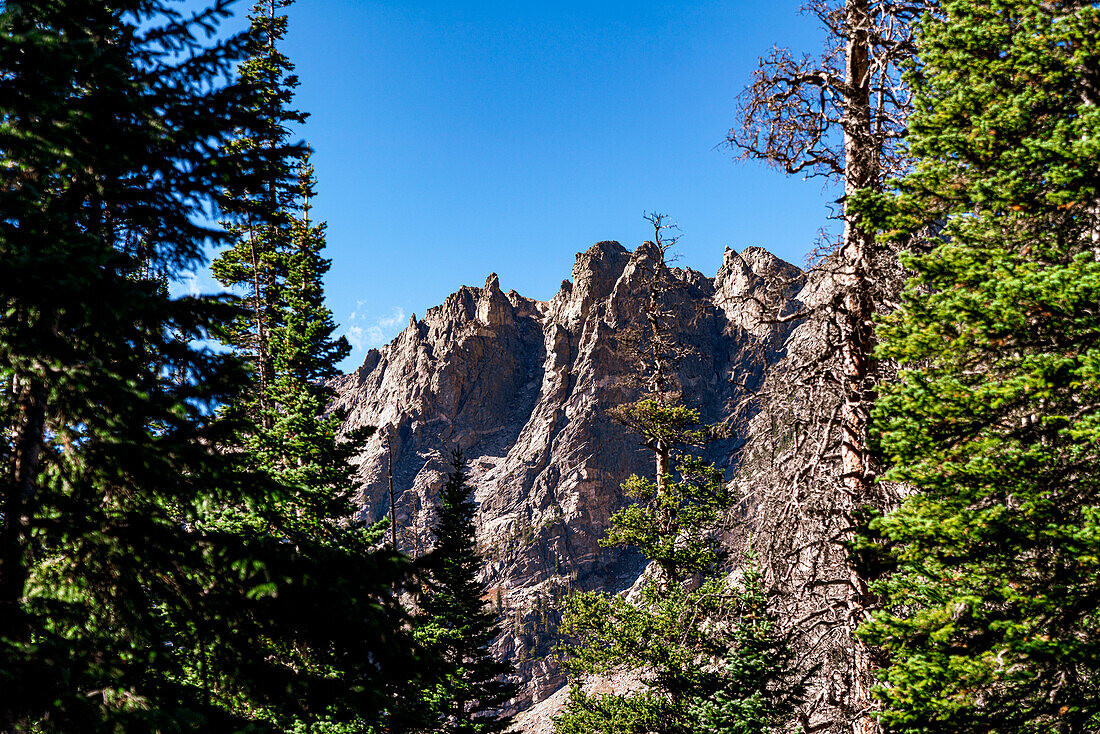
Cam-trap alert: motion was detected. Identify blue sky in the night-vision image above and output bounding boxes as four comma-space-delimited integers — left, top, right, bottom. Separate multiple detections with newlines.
185, 0, 838, 371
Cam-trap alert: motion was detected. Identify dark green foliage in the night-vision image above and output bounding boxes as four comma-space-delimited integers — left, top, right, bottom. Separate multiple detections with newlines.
0, 0, 417, 730
603, 451, 733, 583
212, 0, 360, 539
560, 576, 728, 684
211, 0, 306, 426
555, 400, 758, 734
206, 1, 420, 729
858, 1, 1100, 731
556, 576, 731, 734
690, 563, 803, 734
407, 450, 517, 734
556, 553, 801, 734
0, 0, 284, 729
553, 688, 671, 734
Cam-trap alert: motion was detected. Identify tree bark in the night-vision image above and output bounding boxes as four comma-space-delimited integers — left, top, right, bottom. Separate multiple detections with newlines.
248, 225, 273, 430
0, 373, 46, 645
839, 1, 880, 731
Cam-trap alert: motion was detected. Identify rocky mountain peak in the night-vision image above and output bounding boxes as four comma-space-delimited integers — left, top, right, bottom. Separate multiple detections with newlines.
477, 272, 512, 327
554, 240, 630, 329
714, 244, 804, 339
330, 241, 802, 715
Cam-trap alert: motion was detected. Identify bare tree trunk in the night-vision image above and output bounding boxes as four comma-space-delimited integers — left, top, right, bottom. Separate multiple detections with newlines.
728, 2, 924, 728
839, 1, 880, 731
655, 444, 670, 495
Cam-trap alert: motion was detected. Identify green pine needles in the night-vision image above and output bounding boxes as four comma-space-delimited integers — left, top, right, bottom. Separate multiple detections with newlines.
0, 0, 289, 729
858, 1, 1100, 732
691, 562, 805, 734
206, 0, 420, 729
555, 418, 800, 734
0, 0, 418, 730
407, 450, 518, 734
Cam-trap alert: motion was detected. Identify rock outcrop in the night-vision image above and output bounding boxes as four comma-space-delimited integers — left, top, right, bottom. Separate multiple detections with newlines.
330, 241, 803, 716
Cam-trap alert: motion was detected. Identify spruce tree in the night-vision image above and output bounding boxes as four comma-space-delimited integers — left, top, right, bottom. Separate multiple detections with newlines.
236, 152, 414, 734
212, 0, 305, 428
0, 0, 288, 729
411, 450, 517, 734
689, 562, 803, 734
553, 427, 739, 734
0, 1, 417, 729
262, 153, 365, 539
858, 1, 1100, 731
207, 1, 420, 729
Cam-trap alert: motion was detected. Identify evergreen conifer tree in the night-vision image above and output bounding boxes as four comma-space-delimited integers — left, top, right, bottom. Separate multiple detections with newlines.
410, 450, 517, 734
858, 1, 1100, 731
0, 0, 294, 729
0, 1, 417, 729
690, 562, 803, 734
553, 423, 741, 734
205, 2, 421, 729
212, 0, 305, 428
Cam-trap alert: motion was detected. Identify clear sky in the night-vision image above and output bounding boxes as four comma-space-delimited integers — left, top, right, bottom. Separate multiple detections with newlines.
184, 0, 838, 371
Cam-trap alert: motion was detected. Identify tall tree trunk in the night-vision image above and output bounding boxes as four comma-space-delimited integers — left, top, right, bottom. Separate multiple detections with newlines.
840, 1, 880, 731
0, 373, 46, 645
247, 215, 273, 430
655, 444, 670, 495
646, 254, 672, 496
730, 0, 923, 728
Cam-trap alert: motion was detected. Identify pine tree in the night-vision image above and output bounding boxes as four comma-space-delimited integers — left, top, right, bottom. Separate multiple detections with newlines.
410, 450, 517, 734
0, 0, 290, 729
603, 214, 731, 587
553, 442, 738, 734
206, 2, 421, 729
690, 562, 804, 734
212, 0, 306, 428
858, 1, 1100, 731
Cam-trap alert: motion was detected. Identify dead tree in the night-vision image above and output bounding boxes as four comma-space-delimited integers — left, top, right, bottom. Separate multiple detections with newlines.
728, 2, 929, 733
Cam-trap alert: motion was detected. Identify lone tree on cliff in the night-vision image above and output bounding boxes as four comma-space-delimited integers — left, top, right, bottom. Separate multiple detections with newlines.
555, 224, 799, 734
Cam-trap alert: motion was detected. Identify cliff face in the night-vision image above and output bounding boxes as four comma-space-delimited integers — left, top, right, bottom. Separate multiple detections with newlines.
330, 241, 803, 711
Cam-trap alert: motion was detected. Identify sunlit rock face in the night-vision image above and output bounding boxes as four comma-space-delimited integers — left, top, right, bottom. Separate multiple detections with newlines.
330, 241, 803, 715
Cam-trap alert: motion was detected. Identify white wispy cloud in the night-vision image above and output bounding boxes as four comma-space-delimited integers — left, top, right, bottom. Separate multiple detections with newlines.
171, 269, 227, 299
345, 306, 406, 353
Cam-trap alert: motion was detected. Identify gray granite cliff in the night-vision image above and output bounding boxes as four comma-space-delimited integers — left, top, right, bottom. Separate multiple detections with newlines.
329, 241, 803, 714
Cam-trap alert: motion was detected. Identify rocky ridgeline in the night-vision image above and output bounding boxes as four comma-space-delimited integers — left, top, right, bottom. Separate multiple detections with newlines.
329, 241, 803, 715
